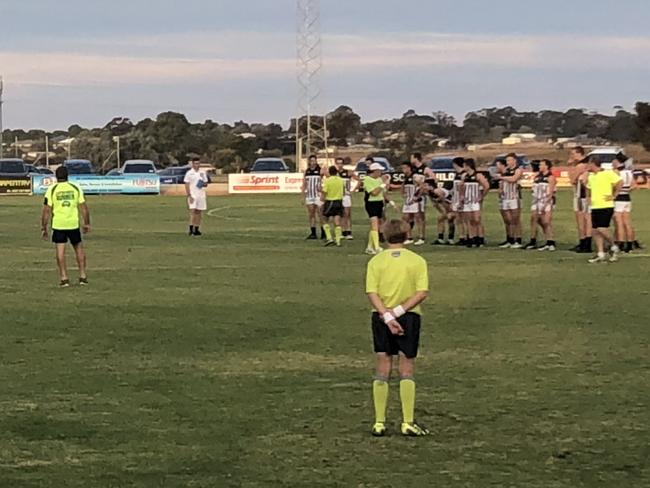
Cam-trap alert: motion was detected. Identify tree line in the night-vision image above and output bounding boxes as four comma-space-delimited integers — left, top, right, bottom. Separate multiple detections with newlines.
3, 103, 650, 171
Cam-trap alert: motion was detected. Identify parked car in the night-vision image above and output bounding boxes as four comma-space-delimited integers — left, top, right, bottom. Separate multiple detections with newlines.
427, 156, 457, 189
105, 168, 121, 177
354, 157, 397, 189
158, 165, 191, 184
121, 160, 157, 174
249, 158, 290, 173
0, 158, 28, 177
587, 147, 624, 170
64, 159, 95, 175
488, 153, 532, 188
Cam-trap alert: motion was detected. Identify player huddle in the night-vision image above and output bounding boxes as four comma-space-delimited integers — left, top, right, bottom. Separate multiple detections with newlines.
302, 149, 642, 262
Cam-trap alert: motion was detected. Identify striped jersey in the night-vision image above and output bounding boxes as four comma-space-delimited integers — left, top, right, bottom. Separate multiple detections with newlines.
532, 171, 553, 207
413, 164, 427, 177
403, 174, 417, 204
304, 166, 322, 199
502, 167, 521, 200
462, 172, 481, 204
338, 168, 352, 195
616, 169, 634, 201
574, 162, 588, 198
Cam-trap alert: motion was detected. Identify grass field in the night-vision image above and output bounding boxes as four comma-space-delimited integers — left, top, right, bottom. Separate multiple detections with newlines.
1, 191, 649, 488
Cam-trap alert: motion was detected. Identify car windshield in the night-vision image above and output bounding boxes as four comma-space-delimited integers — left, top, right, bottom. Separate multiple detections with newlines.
429, 158, 454, 170
592, 153, 616, 164
124, 163, 155, 173
356, 161, 389, 172
0, 160, 25, 173
253, 161, 284, 171
66, 162, 93, 174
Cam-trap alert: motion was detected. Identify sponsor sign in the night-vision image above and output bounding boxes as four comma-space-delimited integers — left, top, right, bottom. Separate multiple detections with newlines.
31, 174, 160, 195
228, 173, 303, 194
0, 176, 31, 195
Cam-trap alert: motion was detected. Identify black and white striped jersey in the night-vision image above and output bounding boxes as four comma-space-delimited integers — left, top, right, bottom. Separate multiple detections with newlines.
451, 171, 464, 206
616, 169, 634, 202
532, 171, 553, 206
403, 174, 417, 204
338, 168, 352, 195
462, 172, 481, 204
502, 167, 521, 200
304, 166, 322, 199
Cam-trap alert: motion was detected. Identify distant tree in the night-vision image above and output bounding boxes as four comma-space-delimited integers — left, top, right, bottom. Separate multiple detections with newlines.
606, 110, 636, 142
327, 105, 361, 146
636, 102, 650, 151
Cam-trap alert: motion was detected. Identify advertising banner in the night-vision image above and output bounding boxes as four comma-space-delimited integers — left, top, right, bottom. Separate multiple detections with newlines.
0, 176, 32, 195
31, 175, 160, 195
228, 173, 303, 194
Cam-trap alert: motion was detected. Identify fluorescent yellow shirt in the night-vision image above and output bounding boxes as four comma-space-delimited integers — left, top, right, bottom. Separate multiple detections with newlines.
323, 175, 345, 201
588, 170, 621, 209
366, 248, 429, 315
45, 181, 86, 230
364, 176, 385, 202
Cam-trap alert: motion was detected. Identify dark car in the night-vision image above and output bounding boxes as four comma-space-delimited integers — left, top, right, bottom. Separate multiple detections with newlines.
0, 158, 28, 177
488, 153, 532, 188
250, 158, 290, 173
64, 159, 95, 175
354, 157, 398, 189
427, 156, 457, 189
158, 166, 191, 184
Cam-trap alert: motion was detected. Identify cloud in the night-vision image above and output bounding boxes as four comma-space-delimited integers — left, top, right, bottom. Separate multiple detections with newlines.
1, 31, 648, 87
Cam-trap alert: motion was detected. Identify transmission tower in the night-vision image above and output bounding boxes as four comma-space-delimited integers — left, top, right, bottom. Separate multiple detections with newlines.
0, 76, 4, 159
296, 0, 328, 171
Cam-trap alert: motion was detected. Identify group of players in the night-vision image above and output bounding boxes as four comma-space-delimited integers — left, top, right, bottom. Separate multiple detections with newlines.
302, 148, 643, 260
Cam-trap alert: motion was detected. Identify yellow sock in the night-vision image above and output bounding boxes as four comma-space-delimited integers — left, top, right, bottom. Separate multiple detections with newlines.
367, 231, 374, 250
335, 226, 342, 245
371, 230, 380, 250
400, 378, 416, 424
324, 225, 332, 241
373, 380, 389, 423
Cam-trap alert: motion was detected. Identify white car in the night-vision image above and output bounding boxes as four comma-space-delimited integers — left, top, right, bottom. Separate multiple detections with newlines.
586, 147, 626, 170
121, 159, 158, 174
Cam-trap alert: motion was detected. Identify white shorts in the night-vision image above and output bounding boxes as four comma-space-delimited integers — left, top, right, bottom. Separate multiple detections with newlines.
450, 201, 460, 213
462, 203, 480, 213
614, 201, 631, 213
573, 197, 589, 213
343, 195, 352, 208
403, 203, 419, 214
305, 197, 323, 206
188, 195, 207, 211
501, 199, 520, 211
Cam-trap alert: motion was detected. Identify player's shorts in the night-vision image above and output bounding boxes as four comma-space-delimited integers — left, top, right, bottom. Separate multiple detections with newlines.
188, 194, 207, 211
574, 197, 589, 213
371, 312, 421, 359
591, 208, 614, 228
501, 198, 520, 211
305, 196, 323, 206
402, 202, 419, 214
450, 201, 460, 213
531, 204, 554, 214
365, 201, 384, 219
323, 200, 344, 218
614, 201, 631, 213
342, 195, 352, 209
462, 203, 480, 213
52, 228, 82, 246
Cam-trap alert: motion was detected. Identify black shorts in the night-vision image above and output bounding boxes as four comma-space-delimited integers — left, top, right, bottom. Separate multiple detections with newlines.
371, 312, 421, 359
52, 228, 82, 246
365, 201, 385, 219
591, 208, 614, 229
323, 200, 344, 218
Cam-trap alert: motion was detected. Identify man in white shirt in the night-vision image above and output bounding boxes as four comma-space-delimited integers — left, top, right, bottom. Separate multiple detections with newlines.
184, 157, 209, 236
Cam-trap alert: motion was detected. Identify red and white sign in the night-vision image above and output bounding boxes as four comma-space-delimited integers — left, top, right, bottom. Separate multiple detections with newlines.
228, 173, 304, 194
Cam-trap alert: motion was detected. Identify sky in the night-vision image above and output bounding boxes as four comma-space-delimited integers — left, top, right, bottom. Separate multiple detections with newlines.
1, 0, 649, 130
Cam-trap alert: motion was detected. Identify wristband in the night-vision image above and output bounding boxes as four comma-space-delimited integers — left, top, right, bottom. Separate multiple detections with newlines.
380, 183, 387, 190
382, 312, 396, 324
392, 305, 406, 318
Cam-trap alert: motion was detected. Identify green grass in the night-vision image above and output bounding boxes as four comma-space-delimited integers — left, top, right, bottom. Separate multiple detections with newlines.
0, 191, 649, 487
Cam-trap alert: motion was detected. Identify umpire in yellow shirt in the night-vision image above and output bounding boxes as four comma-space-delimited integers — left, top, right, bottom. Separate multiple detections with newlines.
587, 156, 623, 263
365, 219, 429, 437
41, 166, 92, 287
321, 165, 345, 247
